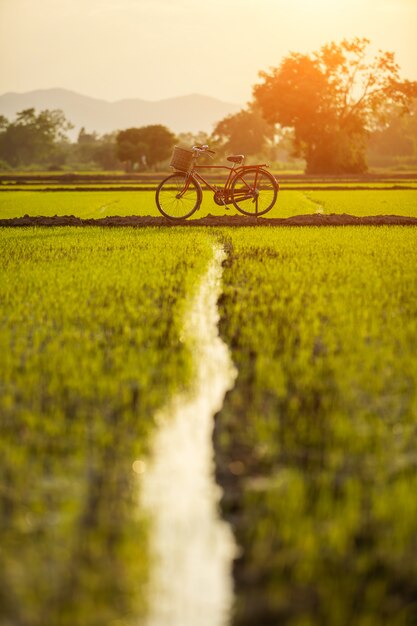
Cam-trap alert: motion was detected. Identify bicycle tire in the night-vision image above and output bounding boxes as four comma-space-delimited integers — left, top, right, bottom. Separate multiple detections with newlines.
155, 172, 202, 220
231, 168, 278, 217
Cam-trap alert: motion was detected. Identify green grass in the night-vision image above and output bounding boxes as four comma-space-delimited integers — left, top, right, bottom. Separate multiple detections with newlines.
0, 190, 160, 219
0, 184, 158, 190
305, 189, 417, 216
0, 189, 324, 219
0, 226, 215, 626
216, 226, 417, 626
2, 223, 417, 626
1, 188, 417, 220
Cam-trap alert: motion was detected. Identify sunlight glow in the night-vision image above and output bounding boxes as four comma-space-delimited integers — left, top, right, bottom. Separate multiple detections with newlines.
0, 0, 416, 102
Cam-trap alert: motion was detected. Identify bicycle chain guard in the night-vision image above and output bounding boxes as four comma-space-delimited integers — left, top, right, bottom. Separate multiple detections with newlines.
214, 190, 234, 206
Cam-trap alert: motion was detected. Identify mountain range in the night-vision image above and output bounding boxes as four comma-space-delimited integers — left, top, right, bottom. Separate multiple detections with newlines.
0, 88, 241, 138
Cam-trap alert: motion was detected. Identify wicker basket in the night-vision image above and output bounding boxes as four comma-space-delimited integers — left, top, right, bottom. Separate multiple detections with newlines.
170, 146, 194, 172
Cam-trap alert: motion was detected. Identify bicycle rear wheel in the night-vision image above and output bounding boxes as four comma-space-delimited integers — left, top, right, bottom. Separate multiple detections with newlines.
156, 172, 202, 220
231, 168, 278, 216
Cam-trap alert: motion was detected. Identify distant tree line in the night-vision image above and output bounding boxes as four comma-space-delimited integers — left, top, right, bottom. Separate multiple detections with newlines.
367, 103, 417, 168
1, 39, 416, 173
0, 108, 71, 169
0, 112, 204, 172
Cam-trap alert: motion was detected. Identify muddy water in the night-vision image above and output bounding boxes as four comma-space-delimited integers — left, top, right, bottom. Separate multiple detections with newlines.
140, 245, 237, 626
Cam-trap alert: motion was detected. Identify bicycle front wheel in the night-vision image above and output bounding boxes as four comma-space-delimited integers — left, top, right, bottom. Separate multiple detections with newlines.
156, 172, 202, 220
231, 168, 278, 217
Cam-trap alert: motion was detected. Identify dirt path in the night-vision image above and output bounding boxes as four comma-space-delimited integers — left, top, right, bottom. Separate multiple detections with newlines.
2, 213, 417, 227
140, 245, 237, 626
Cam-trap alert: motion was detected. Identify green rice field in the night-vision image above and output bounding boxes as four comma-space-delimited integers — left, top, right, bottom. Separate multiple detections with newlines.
0, 188, 417, 219
1, 184, 417, 625
217, 227, 417, 626
0, 227, 215, 626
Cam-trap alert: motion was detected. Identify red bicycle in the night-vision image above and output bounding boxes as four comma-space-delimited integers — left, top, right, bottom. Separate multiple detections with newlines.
155, 145, 279, 220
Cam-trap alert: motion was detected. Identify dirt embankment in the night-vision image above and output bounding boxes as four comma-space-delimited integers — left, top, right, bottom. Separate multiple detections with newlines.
1, 214, 417, 227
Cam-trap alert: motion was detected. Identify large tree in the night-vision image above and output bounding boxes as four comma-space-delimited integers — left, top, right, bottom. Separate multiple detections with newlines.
211, 107, 275, 158
254, 38, 417, 173
116, 125, 175, 171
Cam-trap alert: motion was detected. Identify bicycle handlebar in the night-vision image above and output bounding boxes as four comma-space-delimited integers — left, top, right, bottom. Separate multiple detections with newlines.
192, 144, 216, 155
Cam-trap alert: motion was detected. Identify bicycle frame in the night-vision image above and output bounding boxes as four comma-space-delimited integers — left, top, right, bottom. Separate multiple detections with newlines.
178, 162, 268, 201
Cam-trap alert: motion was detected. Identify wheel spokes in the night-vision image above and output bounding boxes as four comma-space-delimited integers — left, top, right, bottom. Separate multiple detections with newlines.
232, 169, 277, 216
157, 174, 200, 219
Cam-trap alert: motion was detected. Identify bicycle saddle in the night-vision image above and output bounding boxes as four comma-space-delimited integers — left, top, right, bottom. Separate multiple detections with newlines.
227, 155, 244, 163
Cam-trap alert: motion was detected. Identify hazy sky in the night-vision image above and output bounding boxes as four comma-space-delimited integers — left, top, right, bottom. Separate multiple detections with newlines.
1, 0, 416, 105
